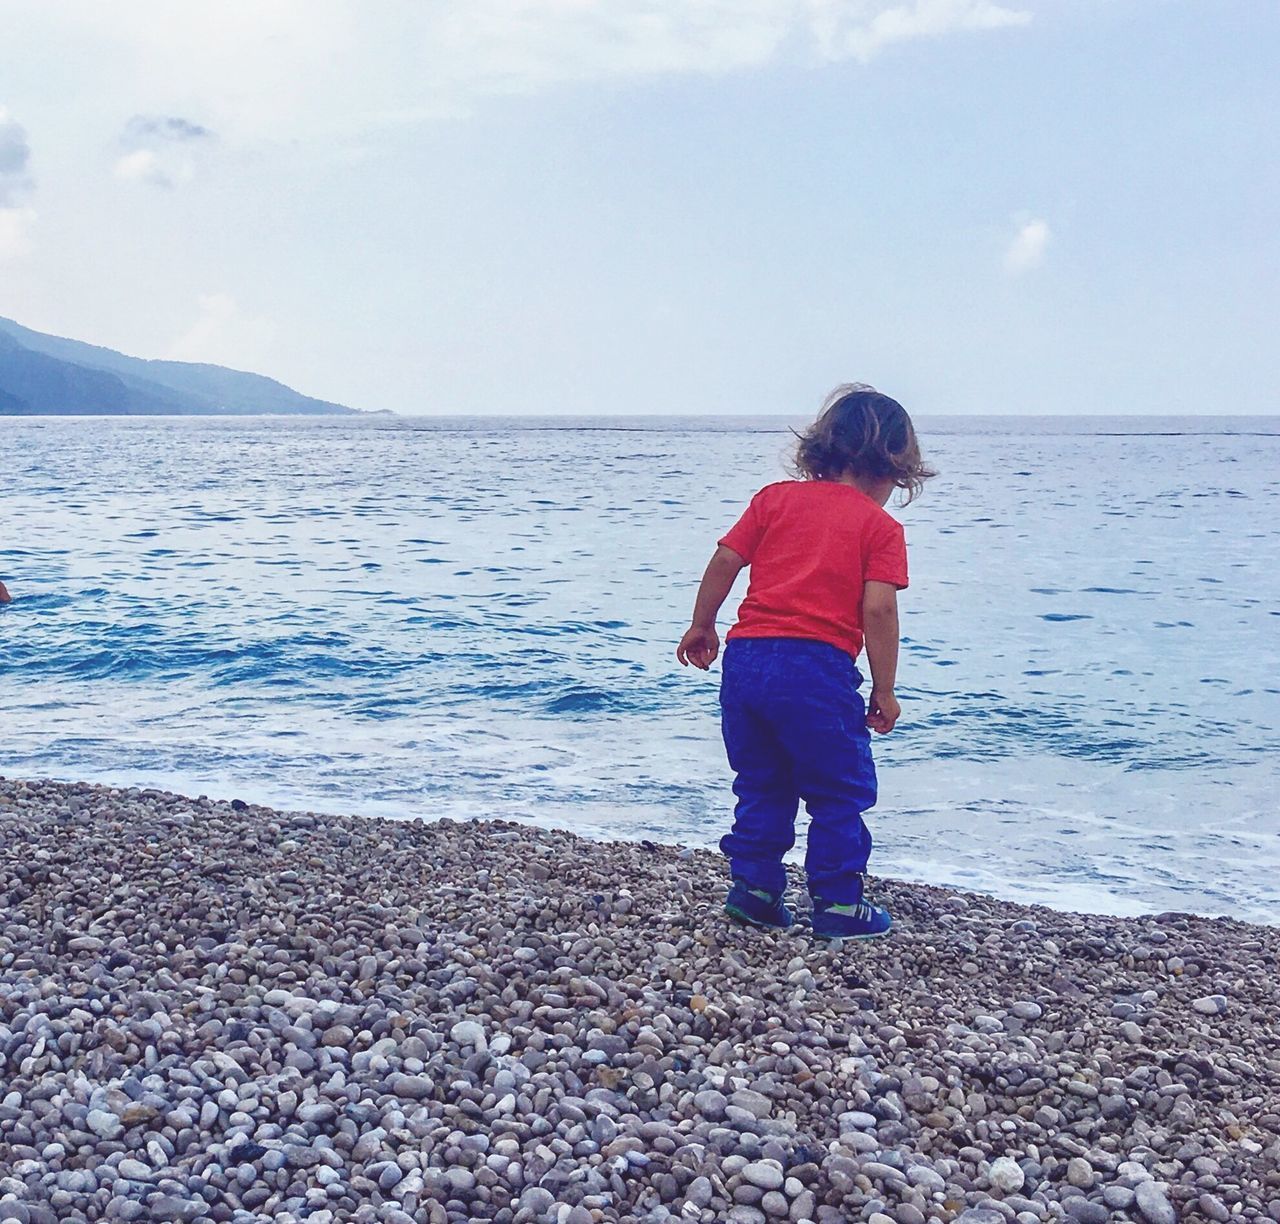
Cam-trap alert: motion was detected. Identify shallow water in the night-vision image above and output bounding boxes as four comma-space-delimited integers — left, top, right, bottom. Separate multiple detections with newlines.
2, 414, 1278, 921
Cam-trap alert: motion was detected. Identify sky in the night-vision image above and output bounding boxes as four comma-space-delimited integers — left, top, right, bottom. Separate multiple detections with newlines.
0, 1, 1276, 416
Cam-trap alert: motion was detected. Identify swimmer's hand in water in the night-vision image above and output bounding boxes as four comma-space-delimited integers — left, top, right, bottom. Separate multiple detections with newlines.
0, 580, 11, 605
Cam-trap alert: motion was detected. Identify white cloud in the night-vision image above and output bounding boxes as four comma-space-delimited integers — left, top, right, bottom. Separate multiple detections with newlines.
32, 2, 1035, 143
114, 113, 213, 189
422, 3, 797, 96
0, 106, 33, 207
167, 293, 276, 366
114, 148, 173, 188
0, 206, 36, 261
811, 0, 1032, 62
0, 106, 35, 261
1004, 217, 1050, 275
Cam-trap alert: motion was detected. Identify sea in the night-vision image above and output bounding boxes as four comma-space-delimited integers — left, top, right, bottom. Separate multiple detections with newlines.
2, 414, 1277, 923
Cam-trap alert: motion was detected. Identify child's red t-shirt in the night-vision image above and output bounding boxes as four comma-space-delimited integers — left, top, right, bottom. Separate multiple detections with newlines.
718, 480, 909, 660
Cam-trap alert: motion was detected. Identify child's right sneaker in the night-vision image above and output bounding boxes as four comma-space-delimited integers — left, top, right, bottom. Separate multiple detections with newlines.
725, 879, 794, 931
812, 898, 893, 940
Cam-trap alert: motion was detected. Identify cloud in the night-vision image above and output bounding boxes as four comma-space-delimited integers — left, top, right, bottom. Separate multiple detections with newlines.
167, 293, 276, 365
44, 2, 1035, 143
123, 114, 214, 145
0, 106, 33, 207
0, 206, 36, 261
113, 147, 175, 188
811, 0, 1033, 62
114, 111, 214, 189
0, 106, 35, 261
1004, 217, 1050, 275
400, 2, 1037, 114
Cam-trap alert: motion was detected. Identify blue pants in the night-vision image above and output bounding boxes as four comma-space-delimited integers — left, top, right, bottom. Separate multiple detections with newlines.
719, 637, 877, 905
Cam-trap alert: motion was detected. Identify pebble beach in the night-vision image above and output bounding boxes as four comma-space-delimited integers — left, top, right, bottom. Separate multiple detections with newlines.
1, 777, 1278, 1224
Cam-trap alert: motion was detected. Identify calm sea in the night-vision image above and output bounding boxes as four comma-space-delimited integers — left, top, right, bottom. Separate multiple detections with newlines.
2, 414, 1277, 921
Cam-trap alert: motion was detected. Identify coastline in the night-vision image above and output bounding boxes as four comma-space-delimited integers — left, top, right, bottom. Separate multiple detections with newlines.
1, 777, 1277, 1224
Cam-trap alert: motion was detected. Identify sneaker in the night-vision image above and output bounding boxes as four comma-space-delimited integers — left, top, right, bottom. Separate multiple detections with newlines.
724, 880, 794, 931
812, 897, 892, 940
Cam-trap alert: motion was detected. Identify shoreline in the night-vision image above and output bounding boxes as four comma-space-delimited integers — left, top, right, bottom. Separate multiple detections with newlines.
3, 767, 1268, 929
2, 777, 1278, 1224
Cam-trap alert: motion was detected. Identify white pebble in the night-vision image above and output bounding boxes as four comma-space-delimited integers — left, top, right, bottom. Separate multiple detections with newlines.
988, 1157, 1025, 1194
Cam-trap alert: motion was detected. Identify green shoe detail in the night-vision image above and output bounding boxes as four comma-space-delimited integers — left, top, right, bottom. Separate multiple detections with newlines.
725, 880, 794, 930
812, 897, 893, 940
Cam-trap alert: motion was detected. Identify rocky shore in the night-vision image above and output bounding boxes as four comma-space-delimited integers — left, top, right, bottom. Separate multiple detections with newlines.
1, 777, 1278, 1224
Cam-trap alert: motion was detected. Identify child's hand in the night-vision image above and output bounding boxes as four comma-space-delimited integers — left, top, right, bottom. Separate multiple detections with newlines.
866, 687, 900, 734
676, 625, 720, 670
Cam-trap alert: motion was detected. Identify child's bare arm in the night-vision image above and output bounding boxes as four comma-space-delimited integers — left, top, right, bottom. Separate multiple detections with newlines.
676, 545, 747, 670
862, 580, 901, 733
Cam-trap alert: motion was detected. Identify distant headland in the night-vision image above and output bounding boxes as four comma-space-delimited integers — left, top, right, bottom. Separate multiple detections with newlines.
0, 317, 359, 416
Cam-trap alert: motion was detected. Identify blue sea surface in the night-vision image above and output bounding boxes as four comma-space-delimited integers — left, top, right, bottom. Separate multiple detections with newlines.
2, 414, 1278, 921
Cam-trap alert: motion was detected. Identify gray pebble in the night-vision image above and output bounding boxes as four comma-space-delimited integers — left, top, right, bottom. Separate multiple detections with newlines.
730, 1090, 773, 1120
686, 1176, 714, 1208
694, 1090, 728, 1121
760, 1191, 789, 1218
1067, 1158, 1096, 1189
1064, 1200, 1108, 1224
1192, 995, 1228, 1016
743, 1161, 784, 1191
1134, 1182, 1178, 1224
1198, 1195, 1231, 1223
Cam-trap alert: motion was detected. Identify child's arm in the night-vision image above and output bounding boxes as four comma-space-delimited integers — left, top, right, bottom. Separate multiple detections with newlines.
676, 545, 747, 670
862, 580, 901, 733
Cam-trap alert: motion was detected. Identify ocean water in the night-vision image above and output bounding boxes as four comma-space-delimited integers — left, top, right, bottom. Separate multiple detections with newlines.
2, 414, 1278, 922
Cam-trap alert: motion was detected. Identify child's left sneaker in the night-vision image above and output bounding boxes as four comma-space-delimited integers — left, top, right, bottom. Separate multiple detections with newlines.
724, 879, 794, 930
811, 897, 892, 940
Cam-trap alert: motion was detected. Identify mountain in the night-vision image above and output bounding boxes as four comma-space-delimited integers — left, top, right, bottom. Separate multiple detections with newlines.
0, 317, 359, 415
0, 381, 32, 413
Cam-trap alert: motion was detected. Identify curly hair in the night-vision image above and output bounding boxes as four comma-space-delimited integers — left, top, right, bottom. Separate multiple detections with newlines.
793, 383, 936, 503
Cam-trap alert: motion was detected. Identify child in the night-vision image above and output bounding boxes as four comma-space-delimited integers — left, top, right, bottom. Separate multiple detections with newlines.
676, 384, 934, 939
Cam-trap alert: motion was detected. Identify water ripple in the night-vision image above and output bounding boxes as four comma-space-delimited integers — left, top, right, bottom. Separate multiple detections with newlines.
1, 414, 1278, 920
